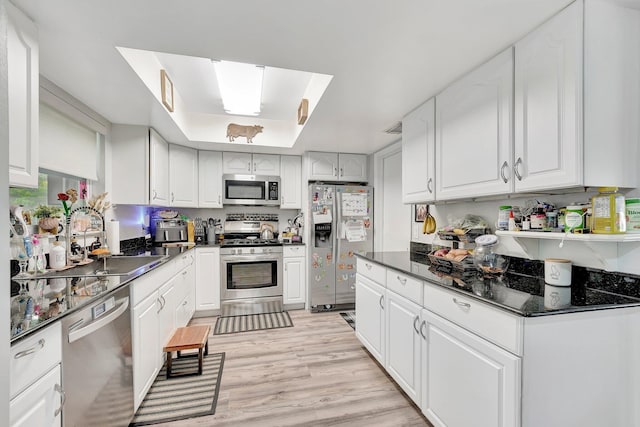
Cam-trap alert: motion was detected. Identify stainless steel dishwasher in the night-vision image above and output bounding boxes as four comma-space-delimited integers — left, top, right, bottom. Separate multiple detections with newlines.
61, 283, 133, 427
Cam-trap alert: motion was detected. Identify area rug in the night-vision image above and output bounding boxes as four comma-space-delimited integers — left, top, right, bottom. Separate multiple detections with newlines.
213, 311, 293, 335
340, 311, 356, 330
129, 352, 225, 426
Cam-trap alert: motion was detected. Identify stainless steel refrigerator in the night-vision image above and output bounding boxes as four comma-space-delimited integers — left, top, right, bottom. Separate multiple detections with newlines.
309, 184, 373, 311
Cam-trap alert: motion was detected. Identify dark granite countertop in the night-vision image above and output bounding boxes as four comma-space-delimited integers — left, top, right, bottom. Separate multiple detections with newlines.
9, 247, 195, 343
357, 251, 640, 317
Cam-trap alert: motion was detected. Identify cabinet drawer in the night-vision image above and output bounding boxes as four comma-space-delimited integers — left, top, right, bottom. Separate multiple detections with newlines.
131, 261, 176, 306
283, 245, 305, 257
386, 269, 423, 305
356, 258, 386, 285
424, 284, 523, 355
10, 322, 62, 399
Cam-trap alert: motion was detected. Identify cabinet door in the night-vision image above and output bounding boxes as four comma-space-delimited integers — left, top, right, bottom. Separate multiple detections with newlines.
132, 292, 160, 410
169, 144, 198, 207
280, 155, 302, 209
195, 248, 220, 311
514, 1, 582, 192
7, 2, 39, 188
222, 152, 252, 174
252, 154, 280, 175
307, 152, 338, 180
422, 309, 521, 427
198, 151, 223, 208
402, 99, 435, 203
110, 125, 150, 205
386, 290, 422, 405
355, 274, 385, 365
10, 365, 61, 427
338, 154, 368, 182
436, 48, 514, 200
283, 256, 306, 305
149, 129, 170, 206
158, 278, 178, 354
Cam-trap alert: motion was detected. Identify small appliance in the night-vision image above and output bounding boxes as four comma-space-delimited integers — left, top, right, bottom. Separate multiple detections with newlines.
222, 174, 280, 206
152, 218, 187, 244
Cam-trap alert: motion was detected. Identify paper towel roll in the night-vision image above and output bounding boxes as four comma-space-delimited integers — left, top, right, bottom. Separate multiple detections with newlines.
106, 220, 120, 254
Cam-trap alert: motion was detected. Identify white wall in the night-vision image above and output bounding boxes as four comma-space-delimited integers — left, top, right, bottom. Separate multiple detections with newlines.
1, 0, 11, 421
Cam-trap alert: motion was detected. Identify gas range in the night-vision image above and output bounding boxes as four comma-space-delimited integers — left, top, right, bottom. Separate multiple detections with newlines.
221, 238, 281, 247
222, 213, 281, 249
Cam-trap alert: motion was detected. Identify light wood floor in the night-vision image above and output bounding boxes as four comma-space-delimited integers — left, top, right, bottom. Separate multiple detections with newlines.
156, 310, 433, 427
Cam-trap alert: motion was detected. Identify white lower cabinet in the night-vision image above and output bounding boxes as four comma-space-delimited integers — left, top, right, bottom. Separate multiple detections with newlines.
132, 291, 161, 410
157, 277, 178, 355
175, 263, 196, 326
385, 290, 422, 405
355, 274, 385, 365
421, 309, 521, 427
283, 245, 306, 306
10, 365, 62, 427
195, 247, 220, 312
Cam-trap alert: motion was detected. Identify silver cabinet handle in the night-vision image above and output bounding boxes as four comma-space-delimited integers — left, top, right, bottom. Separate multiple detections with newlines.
152, 189, 157, 200
420, 320, 427, 339
54, 384, 66, 417
161, 295, 167, 308
248, 161, 251, 172
14, 338, 45, 359
182, 300, 188, 306
500, 161, 509, 183
397, 275, 407, 285
171, 192, 175, 203
254, 162, 257, 172
365, 263, 372, 270
334, 167, 338, 177
453, 297, 471, 309
514, 157, 523, 181
182, 270, 187, 276
340, 167, 344, 177
413, 315, 420, 334
379, 295, 384, 309
157, 297, 163, 313
427, 178, 433, 193
218, 194, 221, 204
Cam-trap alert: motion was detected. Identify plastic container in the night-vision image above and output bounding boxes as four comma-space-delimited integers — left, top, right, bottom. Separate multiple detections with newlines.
591, 187, 626, 234
497, 206, 512, 230
626, 198, 640, 233
49, 239, 66, 269
564, 205, 584, 231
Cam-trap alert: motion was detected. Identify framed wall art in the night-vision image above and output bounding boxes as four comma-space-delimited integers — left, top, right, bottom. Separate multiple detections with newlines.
160, 69, 174, 112
414, 204, 428, 222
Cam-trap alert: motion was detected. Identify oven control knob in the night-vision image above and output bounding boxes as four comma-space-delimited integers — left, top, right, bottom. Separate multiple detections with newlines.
231, 249, 237, 255
264, 248, 271, 254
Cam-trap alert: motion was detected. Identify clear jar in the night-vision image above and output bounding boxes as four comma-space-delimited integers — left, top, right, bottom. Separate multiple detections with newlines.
473, 234, 509, 275
591, 187, 626, 234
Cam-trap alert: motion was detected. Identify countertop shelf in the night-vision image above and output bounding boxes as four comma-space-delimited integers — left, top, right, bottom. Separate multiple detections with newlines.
495, 230, 640, 243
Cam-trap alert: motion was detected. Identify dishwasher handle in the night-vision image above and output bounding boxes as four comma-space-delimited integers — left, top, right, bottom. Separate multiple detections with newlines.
68, 297, 129, 344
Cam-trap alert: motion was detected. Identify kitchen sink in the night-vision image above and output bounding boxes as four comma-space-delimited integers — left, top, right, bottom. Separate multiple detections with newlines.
43, 255, 168, 278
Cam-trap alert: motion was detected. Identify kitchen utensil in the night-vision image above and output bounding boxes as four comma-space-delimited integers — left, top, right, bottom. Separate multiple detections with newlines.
260, 224, 275, 240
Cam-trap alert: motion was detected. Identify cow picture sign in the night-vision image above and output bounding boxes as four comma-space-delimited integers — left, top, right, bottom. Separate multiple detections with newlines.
226, 123, 264, 143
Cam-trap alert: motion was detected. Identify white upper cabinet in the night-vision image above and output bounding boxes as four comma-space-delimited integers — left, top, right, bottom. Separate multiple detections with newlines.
169, 144, 198, 207
198, 151, 223, 208
111, 125, 150, 205
436, 48, 514, 200
307, 152, 368, 182
402, 98, 435, 203
8, 2, 39, 188
149, 129, 170, 206
338, 153, 368, 182
280, 155, 302, 209
222, 152, 280, 175
514, 1, 582, 192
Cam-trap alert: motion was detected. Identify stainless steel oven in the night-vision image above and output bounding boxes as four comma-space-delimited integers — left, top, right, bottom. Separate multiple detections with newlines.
220, 246, 283, 316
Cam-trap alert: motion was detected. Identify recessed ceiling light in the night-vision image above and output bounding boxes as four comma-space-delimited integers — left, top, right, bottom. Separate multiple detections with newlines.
213, 60, 264, 116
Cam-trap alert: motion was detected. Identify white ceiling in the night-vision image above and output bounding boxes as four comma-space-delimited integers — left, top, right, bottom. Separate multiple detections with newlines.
14, 0, 574, 155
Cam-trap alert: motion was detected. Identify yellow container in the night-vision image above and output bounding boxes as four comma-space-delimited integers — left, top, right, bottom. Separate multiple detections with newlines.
591, 187, 626, 234
187, 220, 195, 242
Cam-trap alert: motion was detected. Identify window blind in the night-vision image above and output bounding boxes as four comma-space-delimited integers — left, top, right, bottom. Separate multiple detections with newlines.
39, 103, 98, 181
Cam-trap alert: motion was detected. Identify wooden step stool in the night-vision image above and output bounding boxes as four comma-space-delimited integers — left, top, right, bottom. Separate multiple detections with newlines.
163, 325, 211, 378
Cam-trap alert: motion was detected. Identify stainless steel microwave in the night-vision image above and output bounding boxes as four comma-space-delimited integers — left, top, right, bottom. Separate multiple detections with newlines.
222, 174, 280, 206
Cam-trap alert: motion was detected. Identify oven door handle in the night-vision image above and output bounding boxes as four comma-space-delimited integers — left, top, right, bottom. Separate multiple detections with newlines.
221, 254, 282, 262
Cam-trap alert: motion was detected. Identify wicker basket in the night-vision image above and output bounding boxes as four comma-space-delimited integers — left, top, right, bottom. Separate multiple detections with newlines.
427, 252, 476, 274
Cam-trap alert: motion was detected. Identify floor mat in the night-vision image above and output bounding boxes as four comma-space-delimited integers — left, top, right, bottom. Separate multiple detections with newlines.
340, 311, 356, 330
129, 352, 225, 426
213, 311, 293, 335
